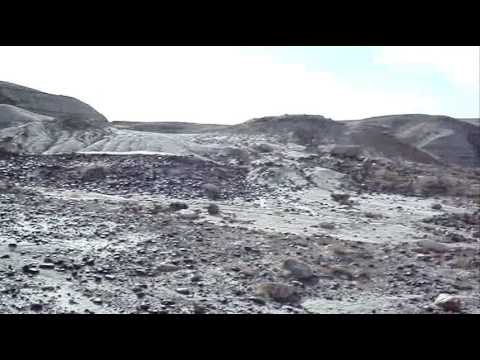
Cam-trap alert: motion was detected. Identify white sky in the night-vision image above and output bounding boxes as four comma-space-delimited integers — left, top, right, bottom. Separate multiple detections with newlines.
0, 46, 478, 124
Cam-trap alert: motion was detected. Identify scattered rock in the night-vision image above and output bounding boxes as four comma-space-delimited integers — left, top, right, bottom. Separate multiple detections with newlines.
22, 265, 40, 275
207, 203, 220, 215
169, 202, 189, 211
319, 222, 335, 230
156, 263, 180, 273
255, 282, 300, 303
329, 265, 355, 280
447, 233, 471, 243
434, 294, 462, 312
331, 193, 351, 205
249, 297, 266, 305
417, 240, 450, 253
203, 183, 221, 200
39, 262, 55, 269
177, 209, 200, 220
282, 258, 314, 280
364, 212, 383, 219
193, 302, 208, 314
431, 203, 442, 210
191, 274, 202, 282
79, 165, 108, 181
176, 288, 190, 295
30, 303, 43, 312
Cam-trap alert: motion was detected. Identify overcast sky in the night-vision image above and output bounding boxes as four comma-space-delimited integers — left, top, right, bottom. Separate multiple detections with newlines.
0, 46, 478, 124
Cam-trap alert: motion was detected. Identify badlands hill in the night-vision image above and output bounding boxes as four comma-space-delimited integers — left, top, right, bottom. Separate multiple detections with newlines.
344, 114, 480, 167
227, 114, 479, 167
0, 81, 111, 153
0, 81, 478, 167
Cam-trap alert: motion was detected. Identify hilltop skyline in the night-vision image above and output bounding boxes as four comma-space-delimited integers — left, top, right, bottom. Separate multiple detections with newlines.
0, 46, 478, 124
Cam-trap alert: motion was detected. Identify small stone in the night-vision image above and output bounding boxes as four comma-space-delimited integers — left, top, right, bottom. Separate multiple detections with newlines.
207, 203, 220, 215
417, 240, 450, 253
177, 209, 200, 220
176, 288, 190, 295
249, 297, 266, 305
282, 258, 314, 280
191, 274, 202, 282
136, 291, 146, 298
434, 294, 462, 312
169, 202, 189, 211
331, 193, 351, 205
92, 298, 103, 305
431, 203, 442, 210
84, 258, 95, 266
255, 282, 300, 303
22, 265, 40, 275
329, 265, 355, 281
156, 263, 180, 273
138, 303, 150, 311
30, 303, 43, 312
39, 263, 55, 269
203, 183, 221, 200
319, 222, 335, 230
416, 254, 432, 261
135, 269, 148, 276
193, 303, 207, 314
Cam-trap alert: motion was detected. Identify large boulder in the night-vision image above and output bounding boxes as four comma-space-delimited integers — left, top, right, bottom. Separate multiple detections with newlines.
417, 240, 450, 253
255, 282, 300, 303
434, 294, 462, 312
282, 258, 314, 280
330, 145, 363, 159
203, 183, 221, 200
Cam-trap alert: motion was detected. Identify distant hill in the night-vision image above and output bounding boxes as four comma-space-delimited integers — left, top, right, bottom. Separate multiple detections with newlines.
345, 114, 479, 167
112, 121, 229, 133
0, 81, 111, 153
0, 81, 478, 167
0, 81, 108, 127
457, 118, 479, 126
227, 114, 440, 165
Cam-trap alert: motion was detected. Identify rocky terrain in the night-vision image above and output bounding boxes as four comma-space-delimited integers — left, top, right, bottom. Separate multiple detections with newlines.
0, 81, 478, 314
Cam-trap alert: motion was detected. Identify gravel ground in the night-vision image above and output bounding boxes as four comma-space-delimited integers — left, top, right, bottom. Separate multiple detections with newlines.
1, 154, 478, 314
